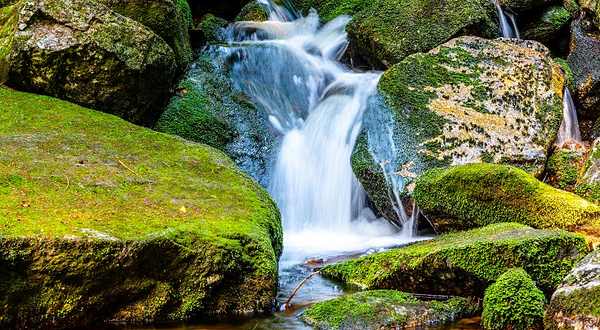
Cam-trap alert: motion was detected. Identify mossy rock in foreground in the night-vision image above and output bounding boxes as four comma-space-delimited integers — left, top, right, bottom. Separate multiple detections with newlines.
300, 290, 479, 330
482, 268, 546, 330
321, 223, 588, 297
413, 163, 600, 234
0, 87, 282, 329
544, 250, 600, 329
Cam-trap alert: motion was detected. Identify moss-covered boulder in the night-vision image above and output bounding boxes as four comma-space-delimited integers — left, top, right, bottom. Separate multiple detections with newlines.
498, 0, 555, 11
354, 37, 565, 224
154, 52, 276, 187
481, 268, 546, 330
413, 163, 600, 233
94, 0, 193, 69
544, 250, 600, 329
546, 149, 585, 192
297, 0, 497, 67
300, 290, 479, 330
0, 86, 282, 329
566, 17, 600, 120
236, 1, 269, 22
520, 6, 572, 55
0, 0, 176, 126
321, 223, 588, 297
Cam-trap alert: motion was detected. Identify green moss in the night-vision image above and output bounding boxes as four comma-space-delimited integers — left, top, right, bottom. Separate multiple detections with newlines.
236, 1, 269, 22
0, 86, 282, 327
554, 57, 575, 91
301, 290, 479, 330
414, 163, 600, 232
546, 150, 582, 191
321, 223, 588, 296
542, 7, 571, 29
482, 268, 546, 330
198, 14, 229, 44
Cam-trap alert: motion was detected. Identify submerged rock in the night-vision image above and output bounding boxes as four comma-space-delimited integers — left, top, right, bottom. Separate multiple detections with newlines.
413, 163, 600, 233
300, 290, 479, 330
0, 0, 177, 126
567, 17, 600, 120
154, 52, 277, 187
0, 87, 282, 329
482, 268, 546, 330
544, 249, 600, 329
354, 37, 565, 224
320, 223, 588, 296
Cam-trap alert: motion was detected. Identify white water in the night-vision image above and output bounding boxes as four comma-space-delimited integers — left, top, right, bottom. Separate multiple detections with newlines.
555, 88, 582, 148
494, 0, 520, 38
225, 1, 421, 265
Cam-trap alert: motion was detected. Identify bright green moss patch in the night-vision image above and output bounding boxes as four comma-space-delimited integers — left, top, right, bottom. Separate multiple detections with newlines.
414, 163, 600, 233
300, 290, 479, 330
236, 1, 269, 22
482, 268, 546, 330
0, 86, 282, 328
321, 223, 588, 296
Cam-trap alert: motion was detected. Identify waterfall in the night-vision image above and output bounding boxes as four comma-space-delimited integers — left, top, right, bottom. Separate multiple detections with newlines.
220, 0, 420, 263
494, 0, 520, 38
555, 88, 582, 148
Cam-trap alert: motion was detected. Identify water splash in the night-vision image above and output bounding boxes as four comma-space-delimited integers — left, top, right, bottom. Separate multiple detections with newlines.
555, 87, 582, 148
494, 0, 520, 38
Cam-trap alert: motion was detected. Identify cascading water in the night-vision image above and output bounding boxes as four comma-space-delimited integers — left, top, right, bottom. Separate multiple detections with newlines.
494, 0, 520, 38
555, 88, 582, 148
221, 0, 420, 265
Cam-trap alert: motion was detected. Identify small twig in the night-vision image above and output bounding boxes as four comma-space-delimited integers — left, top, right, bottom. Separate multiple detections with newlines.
64, 174, 70, 191
117, 160, 141, 177
284, 270, 320, 310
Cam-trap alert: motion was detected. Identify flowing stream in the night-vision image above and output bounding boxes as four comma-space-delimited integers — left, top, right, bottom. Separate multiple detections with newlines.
494, 0, 520, 38
554, 87, 582, 148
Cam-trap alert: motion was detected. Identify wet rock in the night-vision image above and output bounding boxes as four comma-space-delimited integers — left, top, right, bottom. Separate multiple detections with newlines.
321, 223, 588, 296
154, 52, 277, 187
567, 17, 600, 119
413, 163, 600, 233
482, 268, 546, 330
295, 0, 497, 67
94, 0, 194, 68
0, 87, 282, 329
236, 1, 269, 22
300, 290, 480, 330
187, 0, 251, 21
520, 6, 572, 55
497, 0, 555, 11
546, 149, 585, 192
544, 250, 600, 329
353, 37, 565, 225
0, 0, 177, 126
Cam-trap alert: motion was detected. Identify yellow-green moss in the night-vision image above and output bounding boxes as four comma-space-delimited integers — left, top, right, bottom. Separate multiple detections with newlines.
482, 268, 546, 330
301, 290, 479, 330
413, 163, 600, 233
321, 223, 588, 297
0, 86, 282, 328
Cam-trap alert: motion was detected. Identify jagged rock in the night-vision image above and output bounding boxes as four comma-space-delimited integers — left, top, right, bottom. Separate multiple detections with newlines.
0, 87, 282, 329
482, 268, 546, 330
353, 37, 565, 225
300, 290, 479, 330
544, 250, 600, 329
0, 0, 177, 126
520, 6, 572, 55
295, 0, 497, 67
567, 17, 600, 119
578, 0, 600, 27
576, 139, 600, 235
413, 163, 600, 233
320, 223, 588, 296
94, 0, 193, 68
154, 52, 277, 187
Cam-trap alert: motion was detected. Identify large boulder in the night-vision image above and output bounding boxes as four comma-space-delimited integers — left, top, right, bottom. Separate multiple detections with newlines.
413, 163, 600, 233
0, 0, 177, 126
544, 250, 600, 329
320, 223, 588, 296
300, 290, 479, 330
0, 87, 282, 329
482, 268, 546, 330
567, 17, 600, 119
94, 0, 193, 68
296, 0, 497, 67
354, 37, 565, 224
154, 52, 277, 187
520, 6, 572, 55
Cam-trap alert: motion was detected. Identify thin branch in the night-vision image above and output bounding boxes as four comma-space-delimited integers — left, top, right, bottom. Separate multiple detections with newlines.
284, 270, 320, 310
118, 160, 141, 177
